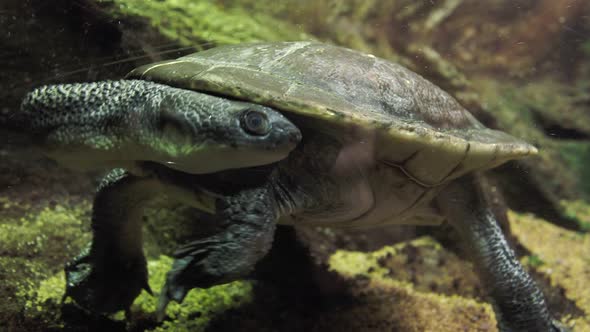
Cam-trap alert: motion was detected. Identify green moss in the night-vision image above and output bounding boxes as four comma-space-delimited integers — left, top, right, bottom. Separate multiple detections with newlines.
100, 0, 312, 47
478, 78, 590, 148
328, 237, 497, 331
0, 201, 91, 262
134, 255, 253, 332
0, 257, 50, 323
0, 198, 92, 330
475, 79, 590, 201
0, 195, 31, 212
20, 270, 66, 325
329, 236, 437, 277
522, 254, 545, 268
24, 255, 253, 331
0, 199, 91, 279
561, 200, 590, 232
558, 143, 590, 197
0, 193, 253, 331
509, 210, 590, 330
329, 236, 484, 298
0, 191, 252, 331
476, 80, 542, 142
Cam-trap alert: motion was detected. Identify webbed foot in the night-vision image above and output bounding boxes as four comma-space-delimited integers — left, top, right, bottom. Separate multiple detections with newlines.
64, 245, 152, 315
155, 238, 233, 321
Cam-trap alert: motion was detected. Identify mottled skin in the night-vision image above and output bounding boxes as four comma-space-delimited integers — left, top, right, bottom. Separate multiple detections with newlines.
12, 42, 567, 332
11, 80, 301, 174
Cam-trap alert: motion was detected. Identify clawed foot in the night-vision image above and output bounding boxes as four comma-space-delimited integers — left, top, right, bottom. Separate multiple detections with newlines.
156, 277, 188, 322
64, 246, 152, 315
155, 247, 216, 320
155, 260, 223, 321
155, 238, 244, 320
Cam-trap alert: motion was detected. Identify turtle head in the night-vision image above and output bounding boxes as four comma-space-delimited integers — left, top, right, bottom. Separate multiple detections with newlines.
145, 87, 302, 173
19, 80, 301, 173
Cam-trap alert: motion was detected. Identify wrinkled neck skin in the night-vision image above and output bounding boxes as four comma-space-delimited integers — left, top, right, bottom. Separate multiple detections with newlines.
274, 139, 372, 224
15, 80, 176, 171
135, 154, 306, 220
269, 129, 443, 228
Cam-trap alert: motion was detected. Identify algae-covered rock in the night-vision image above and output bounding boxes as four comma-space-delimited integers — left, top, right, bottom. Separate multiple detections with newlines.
23, 255, 253, 332
562, 200, 590, 232
474, 79, 590, 225
0, 163, 586, 331
326, 237, 497, 332
1, 0, 312, 125
99, 0, 312, 46
135, 256, 253, 332
0, 198, 91, 331
509, 208, 590, 331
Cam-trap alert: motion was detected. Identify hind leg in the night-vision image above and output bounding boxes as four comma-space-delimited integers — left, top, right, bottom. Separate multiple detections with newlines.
437, 174, 566, 332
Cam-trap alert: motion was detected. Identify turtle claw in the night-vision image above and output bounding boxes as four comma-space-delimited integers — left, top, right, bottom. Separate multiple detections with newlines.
154, 234, 263, 319
155, 290, 171, 322
154, 254, 217, 321
155, 275, 190, 321
63, 246, 149, 315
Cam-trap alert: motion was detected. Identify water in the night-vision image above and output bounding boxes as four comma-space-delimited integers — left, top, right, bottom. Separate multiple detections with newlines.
1, 1, 589, 331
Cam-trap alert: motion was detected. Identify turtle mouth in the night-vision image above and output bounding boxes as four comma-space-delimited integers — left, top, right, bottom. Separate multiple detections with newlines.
265, 121, 302, 150
288, 129, 303, 145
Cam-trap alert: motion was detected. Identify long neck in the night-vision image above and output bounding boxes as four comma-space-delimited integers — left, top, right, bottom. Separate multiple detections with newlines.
18, 80, 161, 137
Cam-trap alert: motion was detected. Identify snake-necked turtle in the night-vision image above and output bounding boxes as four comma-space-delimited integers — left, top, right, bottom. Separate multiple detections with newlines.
13, 42, 563, 331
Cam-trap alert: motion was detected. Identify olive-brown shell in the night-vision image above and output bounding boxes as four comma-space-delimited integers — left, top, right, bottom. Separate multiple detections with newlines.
128, 41, 536, 186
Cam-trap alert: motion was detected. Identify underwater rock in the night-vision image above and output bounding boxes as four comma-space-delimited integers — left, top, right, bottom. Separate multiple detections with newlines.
509, 209, 590, 331
326, 237, 497, 332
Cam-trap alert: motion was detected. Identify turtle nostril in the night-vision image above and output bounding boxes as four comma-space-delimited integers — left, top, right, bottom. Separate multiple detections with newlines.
289, 130, 302, 144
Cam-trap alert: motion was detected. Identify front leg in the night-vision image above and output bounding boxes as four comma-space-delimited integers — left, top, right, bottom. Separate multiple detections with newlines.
156, 183, 278, 319
437, 174, 565, 332
65, 169, 161, 314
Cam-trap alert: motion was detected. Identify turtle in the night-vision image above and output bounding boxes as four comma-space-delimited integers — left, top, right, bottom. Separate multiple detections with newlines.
12, 41, 565, 331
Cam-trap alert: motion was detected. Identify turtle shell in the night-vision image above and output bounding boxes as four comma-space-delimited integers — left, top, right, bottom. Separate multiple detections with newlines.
128, 41, 536, 186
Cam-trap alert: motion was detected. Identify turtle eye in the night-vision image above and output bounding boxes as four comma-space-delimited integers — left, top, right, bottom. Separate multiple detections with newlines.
241, 110, 270, 136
